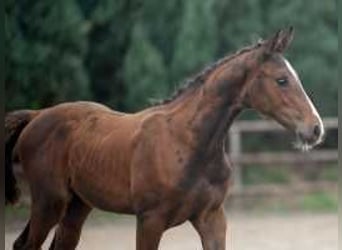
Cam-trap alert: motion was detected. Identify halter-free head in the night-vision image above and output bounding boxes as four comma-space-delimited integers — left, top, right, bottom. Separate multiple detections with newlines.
243, 27, 324, 150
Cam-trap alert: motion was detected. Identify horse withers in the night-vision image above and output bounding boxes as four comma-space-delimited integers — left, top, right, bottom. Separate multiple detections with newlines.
5, 27, 324, 250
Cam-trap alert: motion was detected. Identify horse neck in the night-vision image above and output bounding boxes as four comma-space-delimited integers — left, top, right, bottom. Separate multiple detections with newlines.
164, 53, 253, 156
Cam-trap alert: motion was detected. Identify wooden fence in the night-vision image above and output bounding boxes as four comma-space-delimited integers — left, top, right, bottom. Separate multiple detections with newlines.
228, 117, 338, 193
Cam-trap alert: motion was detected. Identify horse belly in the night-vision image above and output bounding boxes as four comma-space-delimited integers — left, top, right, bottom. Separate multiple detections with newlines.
72, 162, 134, 214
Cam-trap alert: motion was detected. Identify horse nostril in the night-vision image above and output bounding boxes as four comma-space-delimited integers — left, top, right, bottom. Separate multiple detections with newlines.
313, 124, 321, 138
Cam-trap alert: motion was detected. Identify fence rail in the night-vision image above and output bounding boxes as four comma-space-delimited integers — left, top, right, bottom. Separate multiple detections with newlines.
232, 150, 337, 165
230, 117, 338, 132
228, 117, 338, 193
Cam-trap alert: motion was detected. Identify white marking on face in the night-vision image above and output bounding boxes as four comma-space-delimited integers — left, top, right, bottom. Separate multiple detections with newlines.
282, 58, 324, 143
283, 58, 300, 82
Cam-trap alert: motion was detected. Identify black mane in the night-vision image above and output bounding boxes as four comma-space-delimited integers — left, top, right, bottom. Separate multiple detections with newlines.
152, 40, 263, 106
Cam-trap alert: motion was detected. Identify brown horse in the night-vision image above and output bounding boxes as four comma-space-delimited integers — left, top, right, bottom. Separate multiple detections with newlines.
5, 27, 324, 250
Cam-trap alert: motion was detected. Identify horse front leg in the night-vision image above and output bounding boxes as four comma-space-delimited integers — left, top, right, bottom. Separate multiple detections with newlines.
191, 206, 227, 250
136, 213, 166, 250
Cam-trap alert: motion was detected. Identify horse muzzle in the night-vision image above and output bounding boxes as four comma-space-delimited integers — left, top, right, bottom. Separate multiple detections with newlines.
296, 121, 325, 149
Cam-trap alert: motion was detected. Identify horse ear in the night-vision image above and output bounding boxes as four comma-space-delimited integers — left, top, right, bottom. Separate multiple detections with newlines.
265, 26, 295, 53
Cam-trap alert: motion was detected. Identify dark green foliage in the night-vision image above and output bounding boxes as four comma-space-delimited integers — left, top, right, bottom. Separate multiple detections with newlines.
123, 23, 168, 111
6, 0, 90, 109
6, 0, 337, 117
171, 0, 217, 84
83, 0, 139, 110
243, 164, 290, 185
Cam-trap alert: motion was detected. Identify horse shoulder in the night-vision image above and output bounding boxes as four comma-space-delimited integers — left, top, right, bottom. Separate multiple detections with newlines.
131, 113, 171, 174
130, 113, 182, 212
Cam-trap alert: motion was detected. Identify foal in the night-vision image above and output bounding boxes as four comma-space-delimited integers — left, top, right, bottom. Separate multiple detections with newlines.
6, 27, 324, 250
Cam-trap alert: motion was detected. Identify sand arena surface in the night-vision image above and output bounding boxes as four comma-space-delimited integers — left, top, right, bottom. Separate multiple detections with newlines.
5, 212, 338, 250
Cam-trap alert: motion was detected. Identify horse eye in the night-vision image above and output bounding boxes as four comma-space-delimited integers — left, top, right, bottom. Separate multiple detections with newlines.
276, 78, 288, 86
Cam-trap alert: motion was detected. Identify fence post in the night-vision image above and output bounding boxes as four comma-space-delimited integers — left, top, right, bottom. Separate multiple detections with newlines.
229, 126, 242, 194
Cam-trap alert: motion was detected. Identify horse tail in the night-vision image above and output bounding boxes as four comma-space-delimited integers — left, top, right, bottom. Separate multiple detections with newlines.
5, 110, 39, 205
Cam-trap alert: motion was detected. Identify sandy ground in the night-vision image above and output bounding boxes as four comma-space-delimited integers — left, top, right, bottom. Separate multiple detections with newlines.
5, 212, 338, 250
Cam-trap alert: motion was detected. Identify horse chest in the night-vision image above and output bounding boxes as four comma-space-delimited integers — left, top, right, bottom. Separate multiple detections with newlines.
163, 156, 232, 226
164, 176, 230, 227
181, 150, 232, 189
188, 176, 229, 208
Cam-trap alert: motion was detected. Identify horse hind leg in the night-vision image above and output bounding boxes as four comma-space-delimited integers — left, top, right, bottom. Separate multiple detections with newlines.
15, 186, 69, 250
13, 221, 30, 250
49, 194, 92, 250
